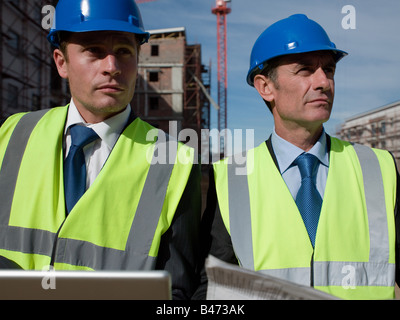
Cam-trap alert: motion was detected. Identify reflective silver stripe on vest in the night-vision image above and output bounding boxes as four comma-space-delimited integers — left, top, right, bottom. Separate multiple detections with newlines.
259, 267, 310, 286
259, 261, 396, 287
227, 152, 254, 270
54, 237, 157, 270
0, 109, 50, 225
351, 143, 389, 263
313, 261, 395, 287
227, 142, 393, 287
0, 225, 55, 256
0, 113, 174, 270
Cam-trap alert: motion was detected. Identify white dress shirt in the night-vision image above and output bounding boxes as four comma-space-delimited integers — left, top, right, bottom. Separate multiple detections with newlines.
64, 99, 131, 189
270, 128, 329, 200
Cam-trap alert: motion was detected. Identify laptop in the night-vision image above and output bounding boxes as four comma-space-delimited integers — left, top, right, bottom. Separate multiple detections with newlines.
0, 269, 171, 300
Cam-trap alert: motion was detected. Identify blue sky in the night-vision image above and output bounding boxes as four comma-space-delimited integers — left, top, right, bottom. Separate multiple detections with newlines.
138, 0, 400, 149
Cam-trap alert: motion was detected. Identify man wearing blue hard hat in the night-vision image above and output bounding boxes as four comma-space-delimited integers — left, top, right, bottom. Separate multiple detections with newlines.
198, 14, 400, 299
0, 0, 202, 300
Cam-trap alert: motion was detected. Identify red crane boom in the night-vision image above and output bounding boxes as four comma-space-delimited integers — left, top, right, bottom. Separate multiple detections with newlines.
212, 0, 231, 152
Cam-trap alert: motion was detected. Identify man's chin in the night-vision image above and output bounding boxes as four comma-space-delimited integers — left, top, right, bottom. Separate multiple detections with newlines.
79, 103, 129, 122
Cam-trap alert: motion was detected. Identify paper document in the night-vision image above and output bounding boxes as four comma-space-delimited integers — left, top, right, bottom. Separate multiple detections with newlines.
205, 255, 338, 300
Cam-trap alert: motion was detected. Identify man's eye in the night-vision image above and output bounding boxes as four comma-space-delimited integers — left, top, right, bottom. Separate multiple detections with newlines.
86, 47, 104, 55
324, 67, 336, 75
297, 67, 312, 74
116, 48, 135, 56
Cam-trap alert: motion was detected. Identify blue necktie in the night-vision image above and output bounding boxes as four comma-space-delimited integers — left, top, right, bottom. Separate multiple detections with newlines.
64, 125, 98, 213
294, 153, 322, 247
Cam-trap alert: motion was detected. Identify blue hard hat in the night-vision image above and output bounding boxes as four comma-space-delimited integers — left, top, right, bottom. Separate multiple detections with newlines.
47, 0, 150, 47
246, 14, 348, 86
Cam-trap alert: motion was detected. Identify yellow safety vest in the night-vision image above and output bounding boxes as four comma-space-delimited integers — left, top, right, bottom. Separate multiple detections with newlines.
213, 137, 396, 300
0, 106, 195, 271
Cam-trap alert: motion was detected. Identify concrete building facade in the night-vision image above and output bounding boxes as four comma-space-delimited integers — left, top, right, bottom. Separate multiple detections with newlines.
337, 100, 400, 166
134, 27, 211, 156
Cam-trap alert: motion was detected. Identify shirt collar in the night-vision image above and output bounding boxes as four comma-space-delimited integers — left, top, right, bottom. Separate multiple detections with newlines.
65, 99, 131, 150
271, 128, 329, 174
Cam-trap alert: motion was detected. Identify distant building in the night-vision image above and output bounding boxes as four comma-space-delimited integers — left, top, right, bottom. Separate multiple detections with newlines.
134, 27, 211, 157
337, 100, 400, 166
0, 0, 69, 120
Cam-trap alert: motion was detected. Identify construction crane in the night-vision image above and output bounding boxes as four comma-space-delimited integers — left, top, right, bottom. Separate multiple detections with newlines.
212, 0, 231, 154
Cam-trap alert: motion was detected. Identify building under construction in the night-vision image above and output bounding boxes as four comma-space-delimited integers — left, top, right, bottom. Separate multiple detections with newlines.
134, 27, 211, 159
0, 0, 69, 120
337, 100, 400, 167
1, 3, 211, 157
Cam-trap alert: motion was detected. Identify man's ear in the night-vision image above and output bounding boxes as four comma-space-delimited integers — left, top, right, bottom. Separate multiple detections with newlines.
253, 74, 275, 103
53, 49, 68, 79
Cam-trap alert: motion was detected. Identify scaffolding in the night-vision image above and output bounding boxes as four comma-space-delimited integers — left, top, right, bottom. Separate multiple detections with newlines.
1, 0, 69, 120
184, 44, 210, 135
337, 100, 400, 167
135, 27, 211, 157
